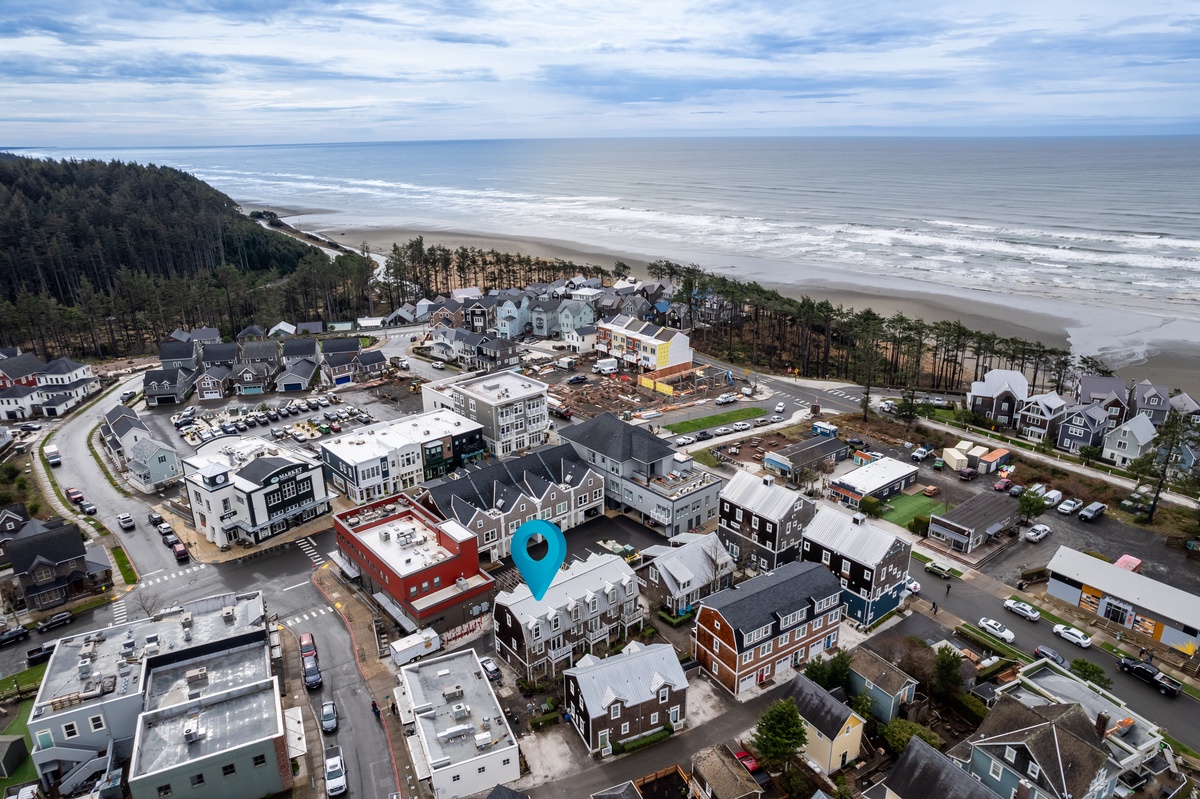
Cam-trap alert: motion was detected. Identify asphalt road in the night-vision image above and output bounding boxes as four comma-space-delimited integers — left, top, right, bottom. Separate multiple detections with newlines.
912, 560, 1200, 751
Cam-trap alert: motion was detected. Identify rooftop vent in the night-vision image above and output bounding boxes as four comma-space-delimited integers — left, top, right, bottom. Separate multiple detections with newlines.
180, 612, 193, 629
221, 606, 236, 623
80, 642, 97, 660
436, 669, 452, 678
183, 721, 205, 743
452, 702, 471, 721
443, 684, 464, 701
77, 660, 92, 679
186, 667, 208, 684
852, 513, 866, 526
455, 577, 469, 591
379, 529, 391, 542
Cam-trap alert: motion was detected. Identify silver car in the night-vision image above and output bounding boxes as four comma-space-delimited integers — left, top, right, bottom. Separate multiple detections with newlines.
1003, 599, 1041, 622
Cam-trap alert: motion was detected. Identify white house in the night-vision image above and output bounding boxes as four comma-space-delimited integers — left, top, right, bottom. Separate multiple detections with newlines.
564, 325, 597, 354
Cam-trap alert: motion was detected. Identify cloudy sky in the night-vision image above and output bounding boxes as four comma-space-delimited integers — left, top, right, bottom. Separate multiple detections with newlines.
3, 0, 1198, 145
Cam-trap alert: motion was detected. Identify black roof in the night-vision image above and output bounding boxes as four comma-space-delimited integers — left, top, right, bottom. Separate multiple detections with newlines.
322, 337, 361, 354
0, 353, 47, 379
324, 352, 356, 368
777, 437, 849, 461
560, 413, 675, 465
884, 738, 999, 799
235, 456, 296, 486
158, 340, 195, 361
701, 561, 840, 646
201, 342, 238, 362
931, 491, 1014, 533
282, 339, 318, 357
8, 523, 86, 574
358, 350, 386, 366
786, 675, 853, 739
240, 340, 280, 360
590, 783, 639, 799
486, 786, 530, 799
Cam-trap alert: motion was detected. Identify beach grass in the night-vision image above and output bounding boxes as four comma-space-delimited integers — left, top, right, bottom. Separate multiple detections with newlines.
882, 493, 945, 528
665, 407, 766, 435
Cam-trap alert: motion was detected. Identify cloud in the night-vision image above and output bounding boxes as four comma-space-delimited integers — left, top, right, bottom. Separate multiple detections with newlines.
0, 0, 1196, 144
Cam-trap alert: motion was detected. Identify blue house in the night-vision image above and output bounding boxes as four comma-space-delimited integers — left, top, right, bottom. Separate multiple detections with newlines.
799, 507, 912, 625
848, 647, 917, 723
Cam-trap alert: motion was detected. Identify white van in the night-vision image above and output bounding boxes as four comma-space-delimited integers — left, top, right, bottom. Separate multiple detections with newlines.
1027, 483, 1047, 497
1042, 489, 1063, 508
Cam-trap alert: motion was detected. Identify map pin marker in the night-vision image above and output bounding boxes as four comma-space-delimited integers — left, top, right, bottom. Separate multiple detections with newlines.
511, 519, 567, 601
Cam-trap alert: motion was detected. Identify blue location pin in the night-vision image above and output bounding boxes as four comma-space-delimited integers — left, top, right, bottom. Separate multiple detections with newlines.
511, 519, 567, 601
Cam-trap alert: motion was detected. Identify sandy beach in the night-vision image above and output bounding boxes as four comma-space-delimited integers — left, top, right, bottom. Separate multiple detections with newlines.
282, 212, 1200, 395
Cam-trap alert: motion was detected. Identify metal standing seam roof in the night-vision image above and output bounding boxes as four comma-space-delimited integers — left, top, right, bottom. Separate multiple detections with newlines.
645, 532, 733, 599
495, 553, 636, 622
720, 472, 804, 522
970, 369, 1030, 401
802, 507, 908, 567
565, 642, 686, 717
1047, 546, 1200, 623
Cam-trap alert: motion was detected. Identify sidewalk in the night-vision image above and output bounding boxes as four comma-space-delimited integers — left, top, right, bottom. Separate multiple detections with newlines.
311, 564, 421, 799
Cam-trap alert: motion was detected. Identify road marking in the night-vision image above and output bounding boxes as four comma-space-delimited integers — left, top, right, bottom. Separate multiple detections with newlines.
143, 569, 163, 577
283, 581, 310, 592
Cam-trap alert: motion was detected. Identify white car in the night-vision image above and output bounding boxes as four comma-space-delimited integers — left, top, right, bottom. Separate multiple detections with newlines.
1004, 599, 1041, 622
431, 361, 446, 369
978, 617, 1016, 643
324, 748, 348, 796
905, 577, 921, 594
1025, 524, 1052, 542
1053, 624, 1092, 648
732, 421, 752, 431
1057, 498, 1084, 515
769, 415, 785, 423
675, 436, 696, 446
775, 402, 787, 413
714, 426, 734, 435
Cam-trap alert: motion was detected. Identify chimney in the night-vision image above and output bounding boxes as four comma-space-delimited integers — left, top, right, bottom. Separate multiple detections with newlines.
1095, 711, 1110, 739
852, 513, 866, 526
762, 475, 775, 487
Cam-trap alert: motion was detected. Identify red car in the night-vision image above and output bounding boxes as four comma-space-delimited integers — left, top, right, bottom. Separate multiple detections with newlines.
330, 422, 342, 433
993, 478, 1012, 491
65, 487, 84, 503
734, 751, 758, 771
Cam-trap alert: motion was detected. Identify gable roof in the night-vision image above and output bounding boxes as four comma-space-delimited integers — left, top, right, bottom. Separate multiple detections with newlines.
884, 738, 1000, 799
323, 352, 356, 368
849, 647, 917, 696
158, 340, 195, 361
591, 783, 640, 799
803, 506, 907, 567
0, 353, 47, 380
200, 364, 232, 381
297, 321, 324, 335
565, 642, 687, 717
720, 472, 803, 522
787, 674, 856, 738
691, 746, 762, 799
129, 437, 174, 465
970, 369, 1030, 401
1022, 391, 1067, 414
1132, 378, 1170, 408
1108, 413, 1157, 446
279, 358, 318, 381
560, 413, 675, 465
43, 357, 87, 375
201, 342, 238, 362
104, 404, 138, 426
190, 326, 221, 341
1062, 401, 1110, 428
485, 786, 530, 799
643, 532, 733, 599
495, 552, 635, 621
947, 696, 1108, 799
1078, 375, 1127, 406
701, 561, 840, 638
8, 523, 86, 574
234, 456, 295, 486
282, 338, 318, 357
1169, 392, 1200, 415
240, 340, 279, 360
237, 324, 266, 338
322, 337, 361, 354
358, 349, 387, 367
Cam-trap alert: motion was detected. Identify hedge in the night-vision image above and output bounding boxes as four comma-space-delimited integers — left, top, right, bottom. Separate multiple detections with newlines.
658, 610, 693, 627
622, 726, 672, 753
908, 514, 930, 537
950, 691, 989, 726
530, 712, 560, 731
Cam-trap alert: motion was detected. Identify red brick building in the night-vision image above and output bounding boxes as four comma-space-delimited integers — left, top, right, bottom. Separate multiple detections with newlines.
332, 495, 495, 633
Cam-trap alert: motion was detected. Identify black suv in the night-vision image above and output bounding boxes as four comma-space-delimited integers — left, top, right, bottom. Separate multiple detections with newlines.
36, 611, 73, 633
0, 627, 30, 647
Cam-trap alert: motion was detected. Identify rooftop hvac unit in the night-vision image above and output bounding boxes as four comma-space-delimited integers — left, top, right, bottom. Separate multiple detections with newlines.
385, 504, 397, 512
77, 660, 92, 679
475, 732, 491, 749
144, 641, 159, 656
188, 689, 201, 701
185, 667, 208, 684
436, 669, 452, 678
180, 612, 193, 628
348, 516, 361, 526
146, 633, 159, 645
452, 703, 471, 721
120, 640, 136, 656
455, 577, 469, 590
379, 529, 391, 542
442, 684, 464, 701
221, 606, 236, 623
183, 722, 205, 743
79, 642, 97, 660
436, 724, 474, 742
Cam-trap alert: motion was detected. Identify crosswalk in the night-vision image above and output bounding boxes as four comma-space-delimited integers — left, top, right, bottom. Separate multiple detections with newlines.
297, 537, 325, 566
282, 605, 336, 627
110, 598, 128, 626
142, 564, 208, 586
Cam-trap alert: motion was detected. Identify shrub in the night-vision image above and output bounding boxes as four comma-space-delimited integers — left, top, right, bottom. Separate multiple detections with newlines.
881, 719, 943, 755
622, 726, 672, 752
949, 691, 989, 726
530, 712, 559, 731
860, 496, 883, 518
657, 610, 693, 627
908, 515, 930, 537
26, 501, 40, 516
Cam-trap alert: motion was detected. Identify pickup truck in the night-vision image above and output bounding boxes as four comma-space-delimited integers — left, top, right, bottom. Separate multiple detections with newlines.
1118, 657, 1182, 696
26, 642, 57, 667
911, 446, 932, 462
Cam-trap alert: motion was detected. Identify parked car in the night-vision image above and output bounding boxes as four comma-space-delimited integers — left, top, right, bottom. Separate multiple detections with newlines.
116, 513, 135, 530
994, 478, 1012, 491
431, 361, 446, 369
1009, 484, 1026, 497
300, 632, 318, 660
65, 487, 84, 503
36, 611, 74, 633
714, 427, 734, 435
978, 617, 1016, 643
330, 422, 342, 433
732, 421, 752, 432
148, 511, 165, 525
905, 577, 921, 594
769, 415, 785, 423
1078, 502, 1107, 522
172, 542, 189, 562
695, 431, 713, 441
931, 457, 945, 470
1025, 524, 1052, 542
0, 627, 30, 647
317, 396, 330, 406
1033, 645, 1066, 666
1057, 498, 1084, 515
922, 485, 941, 497
1053, 624, 1092, 648
848, 437, 866, 448
924, 561, 953, 578
675, 436, 696, 446
1004, 599, 1041, 622
81, 502, 97, 515
320, 701, 339, 733
480, 656, 502, 682
754, 418, 771, 427
356, 413, 371, 424
19, 423, 42, 431
324, 746, 347, 795
303, 655, 323, 689
567, 374, 589, 385
1042, 489, 1064, 508
958, 468, 978, 481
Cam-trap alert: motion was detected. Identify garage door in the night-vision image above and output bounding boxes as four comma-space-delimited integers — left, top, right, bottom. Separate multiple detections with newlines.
240, 386, 263, 395
334, 375, 352, 385
738, 673, 756, 694
281, 382, 303, 392
153, 396, 177, 405
200, 391, 222, 401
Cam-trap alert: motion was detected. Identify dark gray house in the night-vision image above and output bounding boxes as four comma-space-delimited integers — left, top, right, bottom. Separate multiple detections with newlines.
1078, 375, 1129, 430
157, 339, 198, 371
717, 472, 814, 572
1055, 402, 1111, 454
764, 437, 851, 482
866, 738, 1002, 799
200, 341, 238, 370
9, 521, 113, 610
928, 491, 1016, 554
1131, 379, 1171, 427
142, 367, 196, 406
281, 338, 319, 368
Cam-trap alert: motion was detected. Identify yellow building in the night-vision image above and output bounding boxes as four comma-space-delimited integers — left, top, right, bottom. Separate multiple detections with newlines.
792, 675, 865, 774
596, 315, 692, 372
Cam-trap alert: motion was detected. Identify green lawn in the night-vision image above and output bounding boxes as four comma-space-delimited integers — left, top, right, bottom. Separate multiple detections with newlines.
111, 546, 137, 584
665, 407, 766, 435
0, 698, 36, 792
882, 493, 948, 528
690, 450, 720, 468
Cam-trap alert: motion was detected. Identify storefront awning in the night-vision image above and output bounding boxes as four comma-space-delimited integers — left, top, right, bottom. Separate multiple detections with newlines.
327, 548, 360, 578
373, 591, 417, 633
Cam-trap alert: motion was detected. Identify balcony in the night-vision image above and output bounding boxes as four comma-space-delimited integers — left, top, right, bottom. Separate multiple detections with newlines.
548, 643, 573, 663
621, 607, 645, 626
587, 625, 610, 644
632, 469, 720, 500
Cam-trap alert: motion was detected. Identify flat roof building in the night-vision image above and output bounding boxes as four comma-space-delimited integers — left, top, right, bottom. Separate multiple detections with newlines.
422, 370, 550, 457
398, 650, 519, 798
927, 491, 1016, 554
829, 457, 918, 510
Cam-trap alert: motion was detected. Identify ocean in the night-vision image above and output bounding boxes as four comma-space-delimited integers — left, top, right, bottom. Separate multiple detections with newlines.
23, 136, 1200, 322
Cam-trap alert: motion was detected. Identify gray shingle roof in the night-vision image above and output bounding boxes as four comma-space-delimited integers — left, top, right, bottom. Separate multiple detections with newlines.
884, 737, 1000, 799
279, 358, 318, 381
691, 746, 762, 799
323, 352, 356, 368
43, 357, 86, 375
8, 523, 86, 574
787, 674, 854, 739
129, 437, 174, 464
1078, 375, 1127, 406
565, 642, 686, 717
849, 648, 916, 697
297, 321, 324, 334
282, 338, 318, 357
358, 350, 386, 366
234, 456, 294, 486
240, 340, 279, 361
0, 353, 47, 380
931, 491, 1015, 535
560, 413, 675, 465
201, 342, 238, 363
590, 782, 640, 799
322, 337, 361, 354
487, 786, 530, 799
700, 561, 840, 645
158, 340, 195, 361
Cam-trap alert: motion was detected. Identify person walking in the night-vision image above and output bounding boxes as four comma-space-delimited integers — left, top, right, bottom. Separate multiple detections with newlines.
389, 698, 398, 716
932, 602, 939, 615
946, 583, 951, 595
